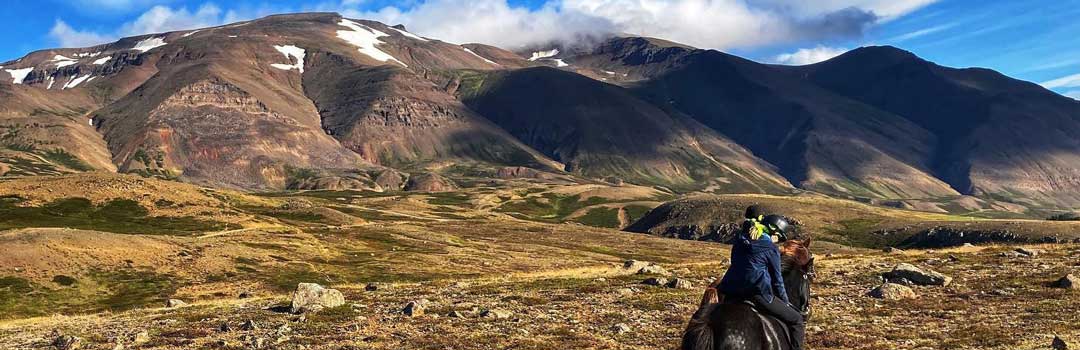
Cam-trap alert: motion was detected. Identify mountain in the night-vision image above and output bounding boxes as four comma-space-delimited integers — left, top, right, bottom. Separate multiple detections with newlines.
567, 40, 960, 199
0, 12, 1077, 213
459, 66, 791, 192
0, 13, 558, 190
793, 46, 1080, 207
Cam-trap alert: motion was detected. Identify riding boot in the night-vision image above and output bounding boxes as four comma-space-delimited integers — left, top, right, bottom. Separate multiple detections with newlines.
790, 321, 805, 350
751, 295, 806, 350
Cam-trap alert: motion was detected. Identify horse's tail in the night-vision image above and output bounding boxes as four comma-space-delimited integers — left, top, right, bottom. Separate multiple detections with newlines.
681, 305, 716, 350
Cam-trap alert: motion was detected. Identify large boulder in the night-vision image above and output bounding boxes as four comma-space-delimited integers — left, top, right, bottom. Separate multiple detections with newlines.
1053, 336, 1068, 350
883, 263, 952, 286
290, 283, 345, 314
1053, 274, 1078, 289
52, 335, 81, 350
1015, 247, 1044, 257
480, 309, 512, 319
667, 278, 693, 289
642, 277, 668, 286
638, 265, 670, 275
403, 300, 425, 317
868, 283, 917, 300
165, 299, 188, 308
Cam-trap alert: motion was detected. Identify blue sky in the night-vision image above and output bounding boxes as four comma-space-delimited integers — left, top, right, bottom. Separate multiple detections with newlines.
3, 0, 1079, 98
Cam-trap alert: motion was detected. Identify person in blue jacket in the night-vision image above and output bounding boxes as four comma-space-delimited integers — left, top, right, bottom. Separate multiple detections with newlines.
718, 205, 805, 350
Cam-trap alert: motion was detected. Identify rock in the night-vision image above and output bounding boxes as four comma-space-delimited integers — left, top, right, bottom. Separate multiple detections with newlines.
480, 309, 512, 319
623, 260, 649, 272
448, 310, 466, 318
290, 283, 345, 314
241, 320, 259, 331
672, 268, 691, 275
868, 283, 917, 300
1053, 336, 1068, 350
1015, 247, 1044, 257
238, 292, 253, 299
403, 301, 425, 317
961, 243, 975, 248
883, 247, 904, 254
667, 278, 693, 289
882, 263, 952, 286
218, 322, 232, 332
642, 277, 668, 286
132, 331, 150, 344
999, 251, 1024, 258
612, 323, 631, 334
53, 335, 81, 350
1052, 274, 1077, 289
615, 288, 635, 296
638, 265, 669, 275
364, 283, 379, 291
165, 299, 187, 308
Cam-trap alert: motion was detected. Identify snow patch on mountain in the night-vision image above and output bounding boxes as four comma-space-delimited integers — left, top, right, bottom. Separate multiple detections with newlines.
5, 68, 33, 84
132, 37, 167, 53
46, 76, 55, 89
389, 27, 427, 41
551, 59, 569, 67
528, 49, 559, 61
51, 55, 79, 68
74, 52, 100, 58
462, 47, 498, 65
182, 30, 201, 38
270, 45, 306, 73
93, 57, 112, 65
63, 74, 92, 89
337, 19, 408, 67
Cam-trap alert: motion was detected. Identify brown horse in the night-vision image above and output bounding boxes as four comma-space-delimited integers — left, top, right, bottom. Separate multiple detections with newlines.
682, 239, 816, 350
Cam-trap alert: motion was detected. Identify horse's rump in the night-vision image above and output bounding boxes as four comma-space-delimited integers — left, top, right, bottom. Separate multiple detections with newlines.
683, 303, 793, 350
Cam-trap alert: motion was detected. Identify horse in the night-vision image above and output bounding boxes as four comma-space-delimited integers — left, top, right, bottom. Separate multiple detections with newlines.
681, 238, 816, 350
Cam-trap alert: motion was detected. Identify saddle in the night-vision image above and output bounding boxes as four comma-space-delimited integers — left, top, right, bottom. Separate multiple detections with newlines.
730, 299, 794, 349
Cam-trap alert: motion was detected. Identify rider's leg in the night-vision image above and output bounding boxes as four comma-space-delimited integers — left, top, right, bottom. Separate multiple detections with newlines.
751, 295, 806, 350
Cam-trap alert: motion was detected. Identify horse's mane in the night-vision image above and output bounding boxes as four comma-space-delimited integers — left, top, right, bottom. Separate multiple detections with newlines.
779, 239, 812, 271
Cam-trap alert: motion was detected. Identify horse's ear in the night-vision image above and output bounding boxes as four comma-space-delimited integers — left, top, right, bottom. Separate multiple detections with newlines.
801, 236, 813, 248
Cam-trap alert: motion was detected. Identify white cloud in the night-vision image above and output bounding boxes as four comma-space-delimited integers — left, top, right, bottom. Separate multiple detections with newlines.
46, 0, 938, 53
754, 0, 938, 19
354, 0, 935, 50
354, 0, 614, 50
116, 4, 230, 37
1065, 90, 1080, 100
62, 0, 178, 14
1041, 73, 1080, 89
49, 3, 255, 48
773, 45, 849, 65
886, 22, 957, 42
49, 20, 114, 48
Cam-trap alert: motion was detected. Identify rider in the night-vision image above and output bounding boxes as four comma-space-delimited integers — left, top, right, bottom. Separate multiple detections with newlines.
717, 205, 805, 350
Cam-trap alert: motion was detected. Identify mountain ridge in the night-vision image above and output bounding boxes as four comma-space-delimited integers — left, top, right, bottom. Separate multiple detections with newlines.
1, 12, 1077, 214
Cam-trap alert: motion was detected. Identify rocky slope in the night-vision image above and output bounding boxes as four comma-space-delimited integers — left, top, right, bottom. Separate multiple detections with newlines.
795, 46, 1080, 207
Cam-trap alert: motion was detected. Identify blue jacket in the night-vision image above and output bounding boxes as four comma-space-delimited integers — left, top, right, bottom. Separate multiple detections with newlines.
717, 222, 789, 303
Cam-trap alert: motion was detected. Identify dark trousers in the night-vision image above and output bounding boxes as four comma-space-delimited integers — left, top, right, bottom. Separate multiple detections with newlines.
751, 295, 805, 350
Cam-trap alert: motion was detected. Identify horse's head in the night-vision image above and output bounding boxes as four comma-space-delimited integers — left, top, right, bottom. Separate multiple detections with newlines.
780, 237, 815, 318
